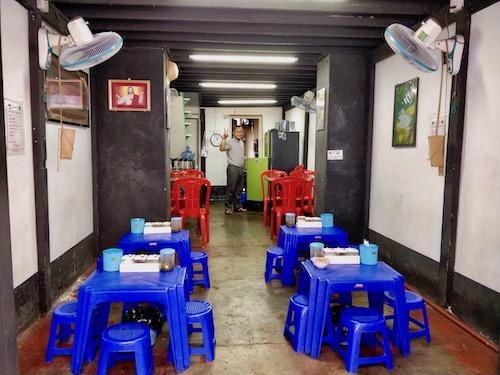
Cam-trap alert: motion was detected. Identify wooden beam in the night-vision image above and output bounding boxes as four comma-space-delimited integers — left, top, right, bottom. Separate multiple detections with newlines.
54, 1, 446, 16
438, 7, 471, 306
28, 10, 52, 313
89, 19, 384, 39
120, 31, 382, 47
125, 40, 364, 54
0, 16, 20, 375
363, 64, 376, 239
16, 0, 69, 33
58, 5, 422, 27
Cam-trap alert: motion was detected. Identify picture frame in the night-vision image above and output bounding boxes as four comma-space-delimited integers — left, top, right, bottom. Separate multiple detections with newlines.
47, 79, 83, 110
45, 55, 89, 127
108, 79, 151, 111
392, 77, 419, 147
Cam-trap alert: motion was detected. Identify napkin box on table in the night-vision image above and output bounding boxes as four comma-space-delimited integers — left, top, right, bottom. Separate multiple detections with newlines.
143, 221, 171, 234
296, 216, 322, 229
119, 254, 160, 272
324, 247, 360, 265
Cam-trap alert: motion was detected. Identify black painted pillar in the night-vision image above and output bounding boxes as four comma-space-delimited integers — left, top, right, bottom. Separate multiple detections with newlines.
315, 52, 370, 243
92, 47, 169, 248
0, 22, 20, 375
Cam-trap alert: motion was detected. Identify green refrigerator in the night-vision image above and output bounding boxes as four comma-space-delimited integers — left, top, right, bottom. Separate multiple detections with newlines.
246, 157, 269, 201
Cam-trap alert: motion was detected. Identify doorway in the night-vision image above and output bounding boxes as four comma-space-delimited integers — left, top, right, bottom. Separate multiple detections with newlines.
230, 116, 261, 158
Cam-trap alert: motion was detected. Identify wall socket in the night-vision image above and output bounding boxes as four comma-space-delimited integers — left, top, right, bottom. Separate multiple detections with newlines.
327, 149, 343, 161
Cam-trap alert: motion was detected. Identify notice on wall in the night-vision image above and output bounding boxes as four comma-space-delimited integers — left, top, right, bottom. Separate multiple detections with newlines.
4, 99, 25, 156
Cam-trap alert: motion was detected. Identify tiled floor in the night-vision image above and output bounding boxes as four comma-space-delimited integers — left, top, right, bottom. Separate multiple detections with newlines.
18, 203, 498, 374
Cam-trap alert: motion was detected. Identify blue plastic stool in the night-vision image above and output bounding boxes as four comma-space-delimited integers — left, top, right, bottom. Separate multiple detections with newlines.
336, 307, 393, 373
97, 323, 153, 375
191, 251, 211, 288
283, 294, 336, 353
170, 300, 215, 362
46, 301, 78, 361
265, 246, 284, 283
384, 290, 431, 343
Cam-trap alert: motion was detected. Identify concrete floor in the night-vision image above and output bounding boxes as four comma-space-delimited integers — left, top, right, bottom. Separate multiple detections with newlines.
18, 203, 497, 374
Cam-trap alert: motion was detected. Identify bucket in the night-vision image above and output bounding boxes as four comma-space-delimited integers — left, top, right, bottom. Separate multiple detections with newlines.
309, 242, 325, 258
130, 218, 145, 234
103, 248, 123, 272
359, 244, 378, 265
320, 213, 334, 227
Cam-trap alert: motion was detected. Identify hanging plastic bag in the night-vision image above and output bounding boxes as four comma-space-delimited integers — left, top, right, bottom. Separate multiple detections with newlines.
201, 130, 208, 157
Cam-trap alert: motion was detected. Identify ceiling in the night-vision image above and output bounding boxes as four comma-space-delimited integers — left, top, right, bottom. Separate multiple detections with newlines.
55, 0, 447, 107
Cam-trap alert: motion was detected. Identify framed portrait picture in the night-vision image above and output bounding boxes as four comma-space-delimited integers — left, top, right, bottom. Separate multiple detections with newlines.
316, 87, 327, 131
392, 77, 419, 147
45, 55, 89, 127
108, 80, 151, 111
47, 79, 83, 110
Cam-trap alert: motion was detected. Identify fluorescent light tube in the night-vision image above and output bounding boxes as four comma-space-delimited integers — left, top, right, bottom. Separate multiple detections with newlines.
217, 99, 277, 105
189, 54, 298, 64
200, 82, 277, 89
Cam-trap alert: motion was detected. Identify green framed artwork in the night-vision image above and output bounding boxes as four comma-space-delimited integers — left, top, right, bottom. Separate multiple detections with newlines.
392, 77, 419, 147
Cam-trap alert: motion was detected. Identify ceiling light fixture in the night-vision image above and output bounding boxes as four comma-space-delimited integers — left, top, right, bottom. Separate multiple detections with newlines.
190, 54, 298, 64
217, 99, 277, 105
200, 82, 277, 89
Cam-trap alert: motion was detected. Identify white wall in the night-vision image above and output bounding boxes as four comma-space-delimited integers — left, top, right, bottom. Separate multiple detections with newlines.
369, 26, 454, 262
203, 107, 282, 185
1, 0, 94, 283
1, 0, 38, 287
455, 2, 500, 293
307, 113, 316, 170
285, 107, 305, 165
169, 94, 186, 158
46, 122, 93, 261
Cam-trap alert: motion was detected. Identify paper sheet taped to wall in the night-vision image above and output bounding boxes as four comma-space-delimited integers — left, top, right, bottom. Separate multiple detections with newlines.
4, 99, 25, 156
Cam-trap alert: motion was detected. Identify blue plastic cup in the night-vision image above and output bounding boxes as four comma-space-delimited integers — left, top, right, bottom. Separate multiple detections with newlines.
285, 213, 296, 227
359, 244, 379, 265
160, 248, 176, 271
171, 217, 182, 232
130, 218, 145, 234
309, 242, 325, 258
321, 213, 334, 227
103, 248, 123, 272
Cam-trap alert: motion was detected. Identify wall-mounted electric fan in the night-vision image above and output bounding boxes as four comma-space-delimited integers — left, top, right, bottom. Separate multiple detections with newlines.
384, 18, 464, 75
291, 90, 316, 113
38, 17, 123, 71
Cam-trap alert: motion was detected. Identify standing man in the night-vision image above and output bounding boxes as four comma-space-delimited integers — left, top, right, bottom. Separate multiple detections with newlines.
220, 126, 247, 215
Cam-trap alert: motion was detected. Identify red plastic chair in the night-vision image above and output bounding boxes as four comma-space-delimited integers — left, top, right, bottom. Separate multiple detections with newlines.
290, 165, 305, 177
270, 177, 305, 239
301, 176, 315, 216
172, 177, 211, 248
261, 170, 288, 226
184, 169, 204, 178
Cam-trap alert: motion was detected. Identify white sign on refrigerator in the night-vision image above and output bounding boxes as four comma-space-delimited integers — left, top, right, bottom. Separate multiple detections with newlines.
4, 99, 25, 156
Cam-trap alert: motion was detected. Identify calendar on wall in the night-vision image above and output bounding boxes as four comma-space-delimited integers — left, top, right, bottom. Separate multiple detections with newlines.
4, 99, 25, 156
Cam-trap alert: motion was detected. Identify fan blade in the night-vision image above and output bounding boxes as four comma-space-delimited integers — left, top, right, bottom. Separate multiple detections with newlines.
384, 24, 440, 73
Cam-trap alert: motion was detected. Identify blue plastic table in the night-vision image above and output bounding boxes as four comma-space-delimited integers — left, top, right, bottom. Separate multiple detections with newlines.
119, 230, 193, 291
70, 267, 190, 374
277, 225, 349, 286
297, 260, 410, 358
